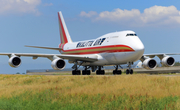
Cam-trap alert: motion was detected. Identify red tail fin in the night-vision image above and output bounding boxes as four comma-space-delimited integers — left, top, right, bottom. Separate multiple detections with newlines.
58, 11, 73, 44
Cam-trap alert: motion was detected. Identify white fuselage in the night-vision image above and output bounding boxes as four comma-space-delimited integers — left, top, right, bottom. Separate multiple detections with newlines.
59, 30, 145, 66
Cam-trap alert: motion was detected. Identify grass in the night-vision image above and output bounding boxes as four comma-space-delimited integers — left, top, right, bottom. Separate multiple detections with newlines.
1, 74, 180, 109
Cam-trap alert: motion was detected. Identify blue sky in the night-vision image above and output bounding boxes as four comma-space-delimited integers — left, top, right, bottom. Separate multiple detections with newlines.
1, 0, 180, 74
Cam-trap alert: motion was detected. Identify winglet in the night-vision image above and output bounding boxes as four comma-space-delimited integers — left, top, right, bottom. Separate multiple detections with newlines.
58, 11, 73, 44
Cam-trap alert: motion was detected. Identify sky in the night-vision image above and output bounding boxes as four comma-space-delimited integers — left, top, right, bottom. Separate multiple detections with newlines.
1, 0, 180, 74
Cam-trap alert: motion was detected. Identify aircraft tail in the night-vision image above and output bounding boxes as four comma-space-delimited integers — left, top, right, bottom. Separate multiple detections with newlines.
58, 11, 73, 44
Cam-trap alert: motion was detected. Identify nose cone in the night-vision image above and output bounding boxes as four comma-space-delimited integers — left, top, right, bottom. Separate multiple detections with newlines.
135, 42, 144, 57
130, 35, 144, 53
129, 36, 145, 61
134, 40, 144, 53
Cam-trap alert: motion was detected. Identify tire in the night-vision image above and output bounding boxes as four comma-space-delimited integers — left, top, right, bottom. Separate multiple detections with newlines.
113, 70, 117, 75
87, 70, 91, 75
101, 70, 105, 75
82, 70, 91, 75
96, 70, 100, 75
117, 70, 122, 75
130, 69, 133, 74
77, 70, 81, 75
72, 70, 76, 75
82, 70, 86, 75
126, 69, 129, 75
72, 70, 81, 75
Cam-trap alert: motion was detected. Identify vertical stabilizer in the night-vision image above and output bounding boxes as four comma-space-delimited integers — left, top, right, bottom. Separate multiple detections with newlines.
58, 11, 73, 44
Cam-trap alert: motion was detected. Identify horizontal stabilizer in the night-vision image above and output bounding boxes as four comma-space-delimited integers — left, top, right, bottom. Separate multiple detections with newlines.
25, 45, 62, 51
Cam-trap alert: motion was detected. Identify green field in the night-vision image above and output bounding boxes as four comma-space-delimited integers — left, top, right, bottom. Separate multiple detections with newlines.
0, 74, 180, 109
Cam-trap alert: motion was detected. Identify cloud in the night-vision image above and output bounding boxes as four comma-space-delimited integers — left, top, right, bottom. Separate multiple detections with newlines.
0, 0, 41, 15
80, 11, 98, 17
97, 9, 141, 21
141, 6, 180, 23
43, 3, 53, 6
80, 5, 180, 27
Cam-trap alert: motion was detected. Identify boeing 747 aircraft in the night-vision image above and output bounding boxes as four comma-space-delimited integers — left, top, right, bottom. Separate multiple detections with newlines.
0, 11, 178, 75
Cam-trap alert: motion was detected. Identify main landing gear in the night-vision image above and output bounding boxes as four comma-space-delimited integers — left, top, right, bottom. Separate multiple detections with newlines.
72, 62, 82, 75
96, 66, 105, 75
126, 62, 133, 74
72, 70, 81, 75
82, 66, 91, 75
113, 65, 122, 75
72, 69, 91, 75
72, 62, 91, 75
71, 62, 134, 75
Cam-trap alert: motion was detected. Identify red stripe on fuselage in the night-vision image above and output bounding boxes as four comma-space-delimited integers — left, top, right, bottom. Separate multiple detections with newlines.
60, 45, 134, 55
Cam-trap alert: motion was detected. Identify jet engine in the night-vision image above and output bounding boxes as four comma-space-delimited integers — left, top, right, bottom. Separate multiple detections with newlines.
142, 58, 157, 70
8, 56, 21, 68
161, 56, 175, 67
51, 58, 66, 70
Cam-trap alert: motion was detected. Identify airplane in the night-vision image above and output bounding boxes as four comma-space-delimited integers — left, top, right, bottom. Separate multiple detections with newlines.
0, 11, 178, 75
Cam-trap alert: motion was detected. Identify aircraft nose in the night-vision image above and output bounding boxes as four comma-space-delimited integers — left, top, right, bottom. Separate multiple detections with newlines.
135, 40, 145, 56
136, 42, 144, 52
129, 40, 144, 61
131, 37, 144, 56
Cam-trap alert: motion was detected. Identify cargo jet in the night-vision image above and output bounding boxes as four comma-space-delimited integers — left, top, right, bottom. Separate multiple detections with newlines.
0, 11, 178, 75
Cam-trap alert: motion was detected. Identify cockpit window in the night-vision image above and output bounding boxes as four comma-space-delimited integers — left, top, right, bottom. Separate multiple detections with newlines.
126, 34, 137, 36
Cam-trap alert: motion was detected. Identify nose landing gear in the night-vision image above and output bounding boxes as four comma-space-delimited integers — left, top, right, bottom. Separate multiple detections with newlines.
126, 62, 133, 74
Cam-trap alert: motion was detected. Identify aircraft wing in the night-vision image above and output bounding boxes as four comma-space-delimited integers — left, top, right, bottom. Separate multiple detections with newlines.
0, 53, 98, 62
25, 45, 62, 51
143, 53, 180, 58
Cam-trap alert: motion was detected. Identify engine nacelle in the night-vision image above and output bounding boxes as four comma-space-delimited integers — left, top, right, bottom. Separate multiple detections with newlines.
51, 58, 66, 70
161, 56, 175, 67
8, 56, 21, 68
142, 58, 157, 70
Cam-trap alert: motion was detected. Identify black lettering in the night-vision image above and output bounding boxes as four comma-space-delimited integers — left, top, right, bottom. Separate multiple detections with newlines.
93, 38, 106, 46
77, 41, 94, 48
100, 38, 106, 45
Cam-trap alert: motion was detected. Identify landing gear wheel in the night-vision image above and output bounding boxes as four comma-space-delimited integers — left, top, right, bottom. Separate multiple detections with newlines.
126, 69, 129, 74
113, 70, 122, 75
82, 70, 91, 75
87, 70, 91, 75
126, 62, 133, 75
96, 66, 105, 75
96, 70, 105, 75
82, 70, 86, 75
101, 70, 105, 75
130, 69, 133, 74
126, 69, 133, 75
72, 70, 76, 75
117, 70, 122, 75
77, 70, 81, 75
96, 70, 99, 75
113, 70, 116, 75
72, 70, 81, 75
96, 70, 100, 75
